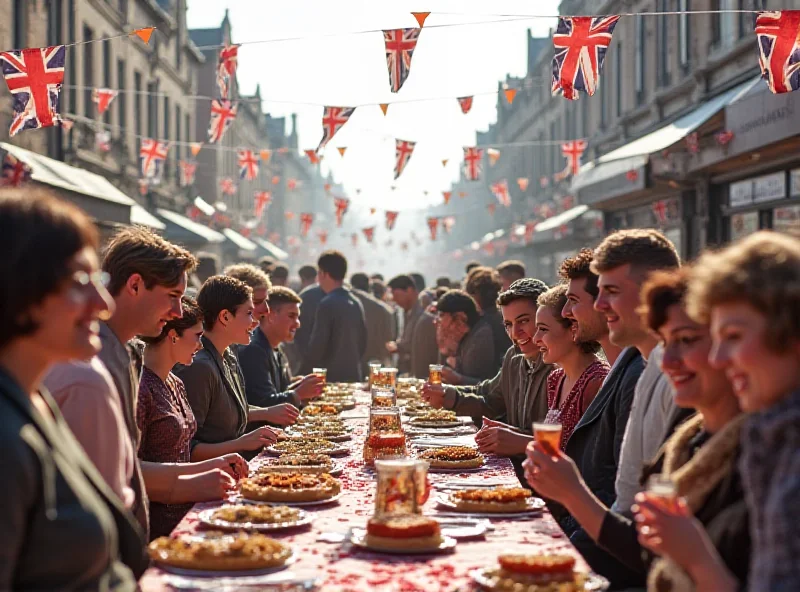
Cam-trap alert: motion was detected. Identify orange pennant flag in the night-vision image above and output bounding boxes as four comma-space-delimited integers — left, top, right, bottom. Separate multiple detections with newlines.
271, 176, 281, 185
370, 208, 377, 215
488, 148, 501, 167
458, 191, 467, 198
412, 12, 430, 28
337, 147, 347, 157
504, 88, 517, 104
305, 149, 319, 164
131, 27, 156, 44
189, 142, 203, 157
260, 149, 272, 162
517, 177, 529, 191
442, 159, 448, 167
443, 191, 452, 204
379, 103, 389, 116
324, 183, 332, 193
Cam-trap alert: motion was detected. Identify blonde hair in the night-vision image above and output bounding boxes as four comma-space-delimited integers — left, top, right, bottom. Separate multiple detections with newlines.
591, 229, 680, 276
225, 263, 271, 290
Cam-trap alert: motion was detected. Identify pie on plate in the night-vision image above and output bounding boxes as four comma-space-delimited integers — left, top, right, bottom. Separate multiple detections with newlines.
266, 438, 344, 456
409, 409, 462, 428
240, 472, 341, 503
301, 404, 340, 417
258, 453, 335, 474
147, 531, 292, 572
419, 446, 484, 469
198, 505, 311, 532
445, 488, 540, 513
286, 426, 351, 442
364, 515, 444, 551
471, 553, 609, 591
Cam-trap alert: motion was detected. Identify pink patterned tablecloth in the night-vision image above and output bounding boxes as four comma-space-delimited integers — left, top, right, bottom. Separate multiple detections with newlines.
139, 400, 585, 591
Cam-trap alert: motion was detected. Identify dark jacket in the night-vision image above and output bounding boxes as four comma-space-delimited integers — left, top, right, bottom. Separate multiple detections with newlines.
0, 368, 147, 589
455, 320, 503, 386
294, 285, 325, 375
305, 286, 367, 382
480, 307, 512, 369
353, 289, 395, 367
176, 336, 249, 448
238, 327, 300, 409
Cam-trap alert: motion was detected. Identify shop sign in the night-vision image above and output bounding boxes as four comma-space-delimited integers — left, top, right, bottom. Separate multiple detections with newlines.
790, 169, 800, 197
725, 86, 800, 157
752, 172, 786, 204
731, 211, 760, 241
729, 180, 753, 207
774, 204, 800, 233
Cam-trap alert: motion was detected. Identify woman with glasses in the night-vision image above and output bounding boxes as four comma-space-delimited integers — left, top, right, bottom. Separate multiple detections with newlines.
0, 189, 146, 589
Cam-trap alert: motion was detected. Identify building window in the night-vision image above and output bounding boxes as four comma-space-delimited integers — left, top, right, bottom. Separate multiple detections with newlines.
83, 25, 94, 118
163, 96, 170, 178
147, 82, 158, 138
134, 71, 143, 140
13, 0, 27, 50
657, 0, 670, 87
615, 47, 622, 117
600, 68, 608, 128
185, 112, 191, 145
117, 59, 126, 143
103, 38, 112, 125
712, 0, 738, 48
175, 105, 182, 183
679, 0, 691, 68
634, 15, 645, 105
581, 93, 590, 137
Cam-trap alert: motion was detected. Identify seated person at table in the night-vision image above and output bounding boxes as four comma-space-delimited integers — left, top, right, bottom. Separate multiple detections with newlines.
138, 296, 250, 539
435, 290, 497, 386
238, 286, 323, 410
533, 284, 608, 450
422, 278, 553, 457
176, 276, 286, 461
681, 231, 800, 591
465, 266, 512, 369
526, 268, 750, 590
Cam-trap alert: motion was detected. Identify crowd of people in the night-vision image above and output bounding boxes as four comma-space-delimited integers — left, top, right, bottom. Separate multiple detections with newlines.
1, 186, 798, 591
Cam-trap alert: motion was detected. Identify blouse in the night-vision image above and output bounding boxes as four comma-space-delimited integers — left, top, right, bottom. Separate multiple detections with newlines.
137, 367, 197, 539
544, 359, 609, 450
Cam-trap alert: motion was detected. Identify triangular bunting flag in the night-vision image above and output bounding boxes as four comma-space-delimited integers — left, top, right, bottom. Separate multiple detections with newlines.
92, 88, 118, 115
457, 96, 473, 114
385, 210, 399, 230
324, 183, 332, 193
337, 147, 347, 157
369, 208, 377, 215
285, 211, 295, 221
462, 147, 484, 181
131, 27, 156, 44
412, 12, 430, 28
551, 16, 620, 100
300, 213, 314, 237
427, 217, 439, 241
487, 148, 501, 166
442, 159, 449, 167
254, 191, 271, 219
442, 191, 452, 205
318, 230, 328, 245
287, 178, 298, 191
271, 176, 281, 185
305, 149, 319, 164
384, 28, 421, 93
334, 197, 349, 227
317, 106, 356, 152
458, 191, 467, 198
394, 139, 416, 179
362, 227, 375, 243
379, 103, 389, 115
517, 177, 529, 191
190, 142, 203, 157
260, 149, 272, 162
504, 88, 517, 104
278, 147, 290, 155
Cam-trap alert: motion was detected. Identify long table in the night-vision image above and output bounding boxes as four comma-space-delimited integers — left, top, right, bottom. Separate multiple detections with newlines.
140, 395, 586, 591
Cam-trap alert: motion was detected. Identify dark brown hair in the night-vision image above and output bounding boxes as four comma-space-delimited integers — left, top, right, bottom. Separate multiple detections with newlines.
103, 226, 197, 296
140, 296, 203, 345
558, 248, 599, 299
591, 229, 680, 277
497, 260, 526, 278
497, 277, 549, 308
639, 268, 690, 334
465, 266, 502, 311
270, 263, 289, 282
437, 290, 480, 327
197, 275, 252, 330
0, 188, 98, 349
268, 286, 302, 309
317, 250, 347, 281
298, 265, 317, 282
538, 283, 601, 354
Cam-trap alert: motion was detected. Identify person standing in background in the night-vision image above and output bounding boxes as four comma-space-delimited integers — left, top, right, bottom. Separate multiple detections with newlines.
496, 260, 526, 292
270, 264, 289, 287
386, 274, 438, 378
351, 272, 395, 367
466, 266, 512, 368
298, 265, 317, 291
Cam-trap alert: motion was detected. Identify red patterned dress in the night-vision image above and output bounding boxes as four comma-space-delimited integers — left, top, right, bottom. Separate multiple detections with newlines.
136, 367, 198, 539
544, 359, 609, 450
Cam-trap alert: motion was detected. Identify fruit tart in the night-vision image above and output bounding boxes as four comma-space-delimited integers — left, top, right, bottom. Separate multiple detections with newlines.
478, 554, 590, 591
449, 488, 532, 513
240, 472, 341, 503
364, 514, 443, 551
211, 504, 301, 525
419, 446, 484, 469
147, 531, 292, 571
258, 453, 334, 474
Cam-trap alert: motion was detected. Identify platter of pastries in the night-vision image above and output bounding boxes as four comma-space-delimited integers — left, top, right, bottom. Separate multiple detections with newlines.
256, 453, 342, 476
437, 488, 545, 516
350, 514, 456, 554
239, 472, 342, 505
301, 404, 340, 417
265, 438, 348, 457
418, 446, 485, 471
471, 553, 609, 591
409, 409, 462, 428
285, 425, 352, 442
147, 531, 294, 575
198, 504, 312, 532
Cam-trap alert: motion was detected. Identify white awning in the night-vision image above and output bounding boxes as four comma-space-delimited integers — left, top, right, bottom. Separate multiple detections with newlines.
253, 237, 289, 260
223, 228, 257, 251
156, 208, 226, 242
131, 204, 165, 229
534, 205, 590, 232
193, 196, 216, 216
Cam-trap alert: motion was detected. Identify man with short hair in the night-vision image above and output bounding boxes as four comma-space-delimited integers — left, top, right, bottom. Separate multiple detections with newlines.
225, 263, 270, 322
386, 274, 438, 378
298, 265, 317, 290
464, 261, 481, 277
466, 266, 512, 369
409, 272, 427, 293
496, 260, 526, 292
270, 263, 289, 287
305, 251, 367, 382
351, 272, 395, 367
257, 256, 275, 275
293, 280, 325, 375
435, 277, 451, 289
422, 278, 553, 458
239, 287, 324, 409
435, 290, 497, 385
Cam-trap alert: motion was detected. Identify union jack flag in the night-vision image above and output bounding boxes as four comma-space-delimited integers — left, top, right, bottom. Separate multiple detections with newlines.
362, 226, 375, 243
491, 180, 512, 207
756, 11, 800, 94
427, 216, 439, 241
442, 216, 455, 234
95, 131, 111, 152
139, 138, 169, 180
334, 197, 349, 227
207, 99, 237, 144
457, 96, 473, 114
317, 106, 356, 153
92, 87, 118, 115
217, 45, 238, 99
254, 190, 271, 219
385, 210, 399, 230
318, 230, 328, 245
237, 149, 259, 180
0, 45, 65, 136
394, 139, 416, 179
179, 161, 197, 187
462, 147, 484, 181
561, 140, 587, 175
300, 213, 314, 237
220, 177, 237, 196
1, 153, 31, 186
384, 28, 420, 93
551, 16, 620, 100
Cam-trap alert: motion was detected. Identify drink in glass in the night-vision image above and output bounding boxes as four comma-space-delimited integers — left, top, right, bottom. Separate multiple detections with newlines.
368, 362, 382, 389
374, 459, 430, 516
371, 386, 396, 408
645, 474, 679, 511
364, 407, 405, 465
429, 364, 443, 385
533, 422, 562, 455
379, 367, 398, 390
313, 368, 327, 389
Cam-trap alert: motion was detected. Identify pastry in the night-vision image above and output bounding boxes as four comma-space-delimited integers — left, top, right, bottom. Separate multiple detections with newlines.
301, 404, 339, 417
410, 409, 461, 427
268, 438, 338, 455
258, 453, 334, 474
419, 446, 484, 469
288, 426, 350, 441
450, 488, 532, 513
480, 554, 586, 591
365, 515, 443, 551
148, 531, 291, 571
211, 505, 301, 525
240, 472, 341, 503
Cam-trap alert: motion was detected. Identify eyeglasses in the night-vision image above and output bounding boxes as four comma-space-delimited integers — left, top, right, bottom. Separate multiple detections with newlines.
71, 270, 111, 290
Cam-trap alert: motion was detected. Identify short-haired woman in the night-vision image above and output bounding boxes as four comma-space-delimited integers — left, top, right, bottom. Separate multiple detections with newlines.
138, 296, 249, 539
0, 188, 146, 588
681, 231, 800, 590
534, 284, 608, 449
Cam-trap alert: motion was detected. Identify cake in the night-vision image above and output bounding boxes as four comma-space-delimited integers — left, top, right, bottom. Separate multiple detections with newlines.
419, 446, 484, 469
147, 531, 292, 571
240, 472, 341, 503
480, 554, 587, 591
364, 515, 443, 551
449, 488, 532, 513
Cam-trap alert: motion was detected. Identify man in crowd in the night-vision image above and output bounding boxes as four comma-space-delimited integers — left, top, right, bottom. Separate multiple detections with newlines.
464, 261, 480, 279
305, 251, 367, 382
351, 272, 394, 367
190, 252, 219, 293
435, 290, 497, 385
257, 256, 275, 275
298, 265, 317, 291
225, 263, 270, 324
292, 275, 326, 375
422, 278, 552, 459
270, 263, 289, 287
466, 266, 512, 368
386, 274, 438, 379
238, 286, 324, 409
496, 260, 526, 292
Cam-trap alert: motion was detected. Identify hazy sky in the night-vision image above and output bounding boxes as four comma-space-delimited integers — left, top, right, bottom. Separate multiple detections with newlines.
186, 1, 560, 212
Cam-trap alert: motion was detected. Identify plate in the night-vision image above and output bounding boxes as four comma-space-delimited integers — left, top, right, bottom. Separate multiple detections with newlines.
237, 491, 343, 507
197, 508, 313, 532
435, 494, 545, 518
409, 420, 463, 429
436, 518, 490, 539
264, 445, 349, 457
470, 567, 609, 591
429, 465, 486, 474
284, 431, 352, 443
154, 554, 297, 578
350, 529, 457, 555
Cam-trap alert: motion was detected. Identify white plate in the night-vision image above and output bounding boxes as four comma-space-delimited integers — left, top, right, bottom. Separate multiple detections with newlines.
265, 445, 349, 457
470, 567, 609, 591
350, 529, 457, 555
237, 491, 343, 507
435, 494, 545, 517
197, 508, 313, 532
428, 465, 486, 474
254, 464, 344, 478
436, 518, 490, 539
154, 554, 297, 578
283, 431, 352, 443
409, 420, 463, 429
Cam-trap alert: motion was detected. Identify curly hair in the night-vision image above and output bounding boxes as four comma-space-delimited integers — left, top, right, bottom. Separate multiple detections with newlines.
558, 248, 599, 299
537, 283, 600, 354
465, 266, 503, 311
140, 296, 203, 345
497, 277, 549, 308
590, 229, 680, 277
197, 275, 253, 330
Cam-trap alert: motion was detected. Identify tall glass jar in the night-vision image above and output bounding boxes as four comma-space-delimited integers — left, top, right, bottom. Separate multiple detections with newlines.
373, 459, 430, 517
363, 406, 406, 466
371, 386, 396, 408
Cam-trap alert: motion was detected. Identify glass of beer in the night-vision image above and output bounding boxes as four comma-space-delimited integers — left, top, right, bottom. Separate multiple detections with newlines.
645, 474, 679, 512
428, 364, 443, 385
313, 368, 327, 390
371, 387, 396, 408
379, 367, 398, 390
368, 362, 382, 389
533, 422, 562, 455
